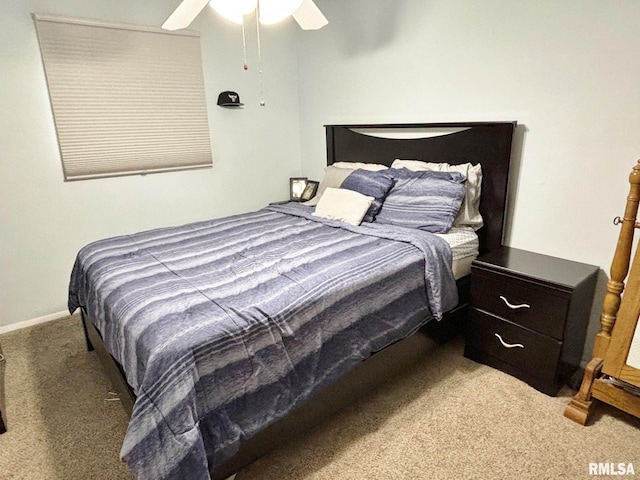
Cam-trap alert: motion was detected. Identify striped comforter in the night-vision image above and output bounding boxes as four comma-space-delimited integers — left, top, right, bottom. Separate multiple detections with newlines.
68, 203, 458, 479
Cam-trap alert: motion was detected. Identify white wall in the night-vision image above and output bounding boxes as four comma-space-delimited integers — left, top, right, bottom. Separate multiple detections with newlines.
296, 0, 640, 357
0, 0, 302, 328
4, 0, 640, 360
298, 0, 640, 267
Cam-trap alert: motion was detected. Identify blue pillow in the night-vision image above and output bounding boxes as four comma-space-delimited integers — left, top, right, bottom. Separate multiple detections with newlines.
374, 168, 466, 233
340, 169, 396, 222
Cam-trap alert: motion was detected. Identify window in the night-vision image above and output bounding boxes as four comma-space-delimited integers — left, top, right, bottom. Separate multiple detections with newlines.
33, 14, 213, 180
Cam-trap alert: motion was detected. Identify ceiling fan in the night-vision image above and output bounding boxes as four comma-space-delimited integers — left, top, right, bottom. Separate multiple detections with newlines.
162, 0, 328, 31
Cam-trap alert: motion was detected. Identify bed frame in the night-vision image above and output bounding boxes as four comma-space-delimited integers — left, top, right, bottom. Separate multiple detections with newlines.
81, 121, 517, 479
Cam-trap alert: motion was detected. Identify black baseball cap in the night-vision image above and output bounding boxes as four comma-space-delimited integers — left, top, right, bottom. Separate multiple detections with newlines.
217, 91, 244, 106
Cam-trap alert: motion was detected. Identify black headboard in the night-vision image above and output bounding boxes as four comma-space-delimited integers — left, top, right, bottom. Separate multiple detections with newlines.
324, 122, 516, 254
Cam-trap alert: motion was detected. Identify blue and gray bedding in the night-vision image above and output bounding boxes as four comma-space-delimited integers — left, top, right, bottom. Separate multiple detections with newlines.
68, 203, 458, 479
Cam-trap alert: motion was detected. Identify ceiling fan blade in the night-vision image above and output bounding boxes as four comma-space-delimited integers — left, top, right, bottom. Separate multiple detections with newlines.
292, 0, 328, 30
162, 0, 210, 30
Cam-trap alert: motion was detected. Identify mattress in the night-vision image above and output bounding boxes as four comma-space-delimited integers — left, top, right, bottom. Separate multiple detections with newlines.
436, 226, 479, 279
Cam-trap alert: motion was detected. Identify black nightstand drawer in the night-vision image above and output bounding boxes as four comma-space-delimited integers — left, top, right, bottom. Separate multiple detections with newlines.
471, 271, 568, 340
467, 309, 562, 384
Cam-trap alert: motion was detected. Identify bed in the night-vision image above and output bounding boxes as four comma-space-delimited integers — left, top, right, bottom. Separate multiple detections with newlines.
69, 121, 516, 479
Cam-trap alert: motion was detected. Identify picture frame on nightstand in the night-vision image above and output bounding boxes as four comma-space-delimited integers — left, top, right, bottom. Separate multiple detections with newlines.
289, 177, 307, 201
300, 181, 319, 202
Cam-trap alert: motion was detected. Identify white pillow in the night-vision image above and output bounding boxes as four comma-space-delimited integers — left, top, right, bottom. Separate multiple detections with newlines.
332, 162, 389, 171
312, 187, 374, 226
391, 159, 483, 230
303, 166, 353, 206
304, 162, 389, 207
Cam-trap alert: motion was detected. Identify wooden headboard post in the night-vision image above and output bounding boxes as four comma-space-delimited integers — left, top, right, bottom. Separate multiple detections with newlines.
324, 122, 516, 254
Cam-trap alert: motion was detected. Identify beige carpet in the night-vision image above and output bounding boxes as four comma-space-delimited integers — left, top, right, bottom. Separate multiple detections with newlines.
0, 315, 639, 479
0, 314, 132, 480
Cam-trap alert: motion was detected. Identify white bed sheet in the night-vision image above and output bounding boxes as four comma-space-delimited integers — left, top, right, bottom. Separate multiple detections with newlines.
436, 226, 479, 279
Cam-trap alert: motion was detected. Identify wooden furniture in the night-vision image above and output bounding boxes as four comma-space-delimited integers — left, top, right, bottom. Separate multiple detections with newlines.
80, 122, 517, 479
0, 342, 6, 433
325, 122, 515, 255
465, 246, 599, 396
565, 160, 640, 424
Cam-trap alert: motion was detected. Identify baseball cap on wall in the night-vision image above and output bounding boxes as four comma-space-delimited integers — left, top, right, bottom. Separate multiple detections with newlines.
217, 91, 244, 107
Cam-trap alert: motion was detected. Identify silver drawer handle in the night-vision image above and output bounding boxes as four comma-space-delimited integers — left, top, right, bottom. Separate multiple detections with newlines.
495, 333, 524, 349
499, 295, 530, 310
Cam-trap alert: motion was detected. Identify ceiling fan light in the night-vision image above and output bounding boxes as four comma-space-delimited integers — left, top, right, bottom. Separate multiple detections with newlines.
259, 0, 304, 25
209, 0, 257, 24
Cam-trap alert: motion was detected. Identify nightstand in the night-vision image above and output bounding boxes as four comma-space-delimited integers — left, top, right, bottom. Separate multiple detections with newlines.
464, 246, 599, 396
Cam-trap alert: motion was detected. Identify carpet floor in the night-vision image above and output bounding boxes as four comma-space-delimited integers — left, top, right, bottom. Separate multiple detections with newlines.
0, 314, 639, 479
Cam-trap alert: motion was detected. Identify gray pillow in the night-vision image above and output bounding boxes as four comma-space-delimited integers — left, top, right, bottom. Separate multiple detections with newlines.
374, 168, 466, 233
340, 169, 396, 222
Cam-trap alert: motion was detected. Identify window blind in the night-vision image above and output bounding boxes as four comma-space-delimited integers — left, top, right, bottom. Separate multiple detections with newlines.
33, 14, 213, 180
